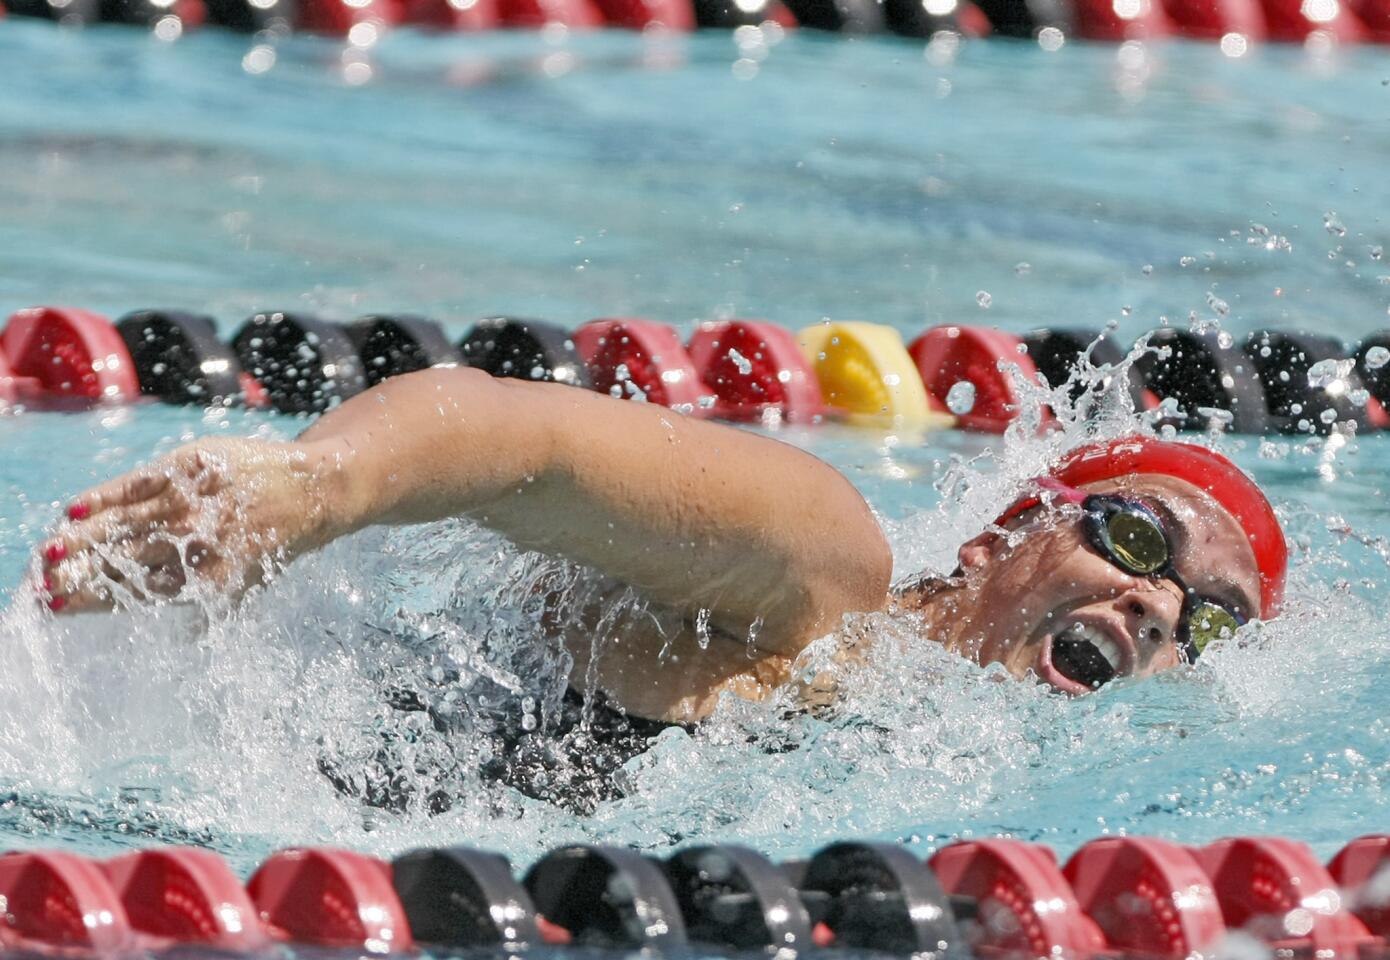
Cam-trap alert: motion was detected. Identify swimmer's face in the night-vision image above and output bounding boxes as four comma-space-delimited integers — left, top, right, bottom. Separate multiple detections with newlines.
957, 475, 1263, 695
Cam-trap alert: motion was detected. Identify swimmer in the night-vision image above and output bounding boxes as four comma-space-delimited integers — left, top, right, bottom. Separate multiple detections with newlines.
34, 367, 1286, 718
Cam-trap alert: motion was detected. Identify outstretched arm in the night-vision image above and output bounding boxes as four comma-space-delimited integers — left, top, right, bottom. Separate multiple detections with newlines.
41, 367, 892, 657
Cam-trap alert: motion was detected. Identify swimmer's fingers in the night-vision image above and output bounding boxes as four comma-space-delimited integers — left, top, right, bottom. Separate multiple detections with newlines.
37, 470, 167, 567
41, 548, 114, 613
46, 538, 189, 614
41, 482, 195, 571
57, 442, 229, 525
67, 468, 172, 519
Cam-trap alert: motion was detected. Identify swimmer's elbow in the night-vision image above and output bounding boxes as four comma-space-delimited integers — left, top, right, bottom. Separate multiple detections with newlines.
780, 529, 892, 648
843, 529, 894, 614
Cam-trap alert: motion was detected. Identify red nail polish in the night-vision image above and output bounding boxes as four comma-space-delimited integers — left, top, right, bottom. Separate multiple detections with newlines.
48, 596, 66, 612
67, 503, 90, 521
44, 543, 66, 565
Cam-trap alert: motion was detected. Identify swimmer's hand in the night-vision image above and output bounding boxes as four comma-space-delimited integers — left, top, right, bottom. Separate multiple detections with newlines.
37, 438, 343, 614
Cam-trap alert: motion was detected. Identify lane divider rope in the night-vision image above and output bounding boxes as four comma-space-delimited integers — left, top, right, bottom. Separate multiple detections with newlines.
0, 834, 1385, 957
2, 304, 1387, 437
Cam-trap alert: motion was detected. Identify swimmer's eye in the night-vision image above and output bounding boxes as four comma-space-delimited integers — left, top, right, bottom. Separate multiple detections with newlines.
1084, 495, 1171, 576
1185, 601, 1244, 658
1103, 508, 1169, 575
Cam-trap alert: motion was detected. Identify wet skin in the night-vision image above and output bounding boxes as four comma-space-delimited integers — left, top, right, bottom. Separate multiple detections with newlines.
911, 474, 1264, 694
32, 369, 1267, 718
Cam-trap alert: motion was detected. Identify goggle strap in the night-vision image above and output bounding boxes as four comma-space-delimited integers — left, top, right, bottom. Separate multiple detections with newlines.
1033, 477, 1089, 506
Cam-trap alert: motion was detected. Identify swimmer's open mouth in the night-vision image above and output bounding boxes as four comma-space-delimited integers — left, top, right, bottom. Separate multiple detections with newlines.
1049, 625, 1125, 690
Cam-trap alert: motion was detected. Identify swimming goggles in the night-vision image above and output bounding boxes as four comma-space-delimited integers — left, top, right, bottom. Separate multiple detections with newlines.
1032, 478, 1246, 663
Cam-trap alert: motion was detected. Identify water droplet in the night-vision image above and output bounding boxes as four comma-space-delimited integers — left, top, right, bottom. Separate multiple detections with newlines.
1372, 245, 1383, 261
976, 290, 993, 309
1141, 264, 1154, 276
1324, 211, 1347, 237
1350, 388, 1370, 406
945, 380, 977, 415
1320, 408, 1338, 425
1207, 292, 1231, 318
1365, 345, 1390, 370
1014, 262, 1032, 276
1179, 256, 1196, 268
1307, 359, 1337, 386
1217, 330, 1234, 349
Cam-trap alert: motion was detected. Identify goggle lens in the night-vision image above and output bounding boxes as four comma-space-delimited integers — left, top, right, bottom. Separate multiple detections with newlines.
1101, 508, 1169, 575
1186, 601, 1242, 657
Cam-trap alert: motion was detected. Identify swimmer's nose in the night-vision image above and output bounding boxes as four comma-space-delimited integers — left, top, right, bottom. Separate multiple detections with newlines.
1115, 581, 1184, 671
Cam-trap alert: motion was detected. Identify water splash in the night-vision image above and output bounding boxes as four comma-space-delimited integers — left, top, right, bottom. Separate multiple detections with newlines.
0, 336, 1387, 873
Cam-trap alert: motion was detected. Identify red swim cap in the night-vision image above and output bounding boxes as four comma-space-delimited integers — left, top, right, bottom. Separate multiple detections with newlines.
999, 436, 1288, 617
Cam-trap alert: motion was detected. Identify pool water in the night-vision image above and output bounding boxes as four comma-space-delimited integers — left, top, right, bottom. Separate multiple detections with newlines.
1, 20, 1389, 878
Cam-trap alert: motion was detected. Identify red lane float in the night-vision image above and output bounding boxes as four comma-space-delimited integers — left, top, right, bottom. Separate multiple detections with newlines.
496, 0, 604, 28
295, 0, 399, 34
687, 320, 823, 423
929, 839, 1107, 958
1064, 837, 1226, 959
399, 0, 501, 29
102, 848, 269, 951
1072, 0, 1172, 41
908, 325, 1048, 434
1329, 835, 1390, 936
0, 851, 135, 952
1349, 0, 1390, 38
0, 344, 44, 407
1161, 0, 1265, 40
573, 318, 709, 410
0, 307, 141, 404
1194, 837, 1375, 955
587, 0, 693, 28
247, 847, 414, 952
1256, 0, 1367, 40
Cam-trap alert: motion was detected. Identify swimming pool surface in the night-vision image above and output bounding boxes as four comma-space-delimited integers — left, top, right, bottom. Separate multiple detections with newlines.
0, 20, 1388, 878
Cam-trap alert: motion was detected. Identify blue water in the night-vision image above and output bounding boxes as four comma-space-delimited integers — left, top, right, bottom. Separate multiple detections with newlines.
0, 20, 1388, 881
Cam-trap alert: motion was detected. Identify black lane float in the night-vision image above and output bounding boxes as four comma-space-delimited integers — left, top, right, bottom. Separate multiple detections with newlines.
522, 845, 687, 949
392, 846, 541, 948
1022, 326, 1151, 413
665, 844, 815, 951
1242, 329, 1374, 435
1132, 328, 1271, 434
350, 314, 458, 387
231, 312, 367, 415
458, 316, 589, 387
115, 310, 251, 407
